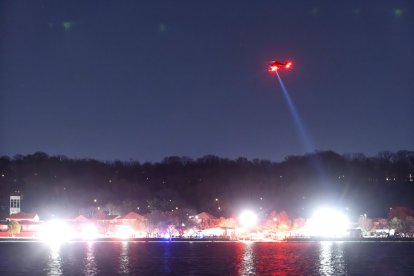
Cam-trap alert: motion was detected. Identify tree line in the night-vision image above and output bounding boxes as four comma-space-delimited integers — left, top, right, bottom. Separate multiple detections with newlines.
0, 150, 413, 219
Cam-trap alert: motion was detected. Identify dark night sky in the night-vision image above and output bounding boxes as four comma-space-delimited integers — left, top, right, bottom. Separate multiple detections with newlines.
1, 1, 413, 162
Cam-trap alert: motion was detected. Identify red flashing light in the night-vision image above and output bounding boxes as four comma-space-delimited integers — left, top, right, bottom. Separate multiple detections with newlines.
285, 62, 292, 69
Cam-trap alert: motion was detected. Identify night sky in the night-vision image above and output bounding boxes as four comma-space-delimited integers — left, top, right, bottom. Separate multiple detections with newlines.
1, 1, 413, 162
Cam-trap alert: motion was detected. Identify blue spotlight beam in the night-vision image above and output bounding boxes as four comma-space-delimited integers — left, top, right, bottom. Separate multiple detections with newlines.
275, 72, 315, 153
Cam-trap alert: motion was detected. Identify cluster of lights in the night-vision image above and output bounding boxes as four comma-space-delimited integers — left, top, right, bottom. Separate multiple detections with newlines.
269, 61, 293, 72
214, 198, 221, 211
39, 221, 140, 243
36, 203, 353, 243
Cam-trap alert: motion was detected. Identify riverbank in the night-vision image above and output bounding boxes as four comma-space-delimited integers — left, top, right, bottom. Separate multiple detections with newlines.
1, 236, 414, 242
0, 236, 233, 242
285, 237, 414, 242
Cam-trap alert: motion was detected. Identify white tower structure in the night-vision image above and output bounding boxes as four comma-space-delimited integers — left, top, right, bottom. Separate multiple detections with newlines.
10, 195, 21, 215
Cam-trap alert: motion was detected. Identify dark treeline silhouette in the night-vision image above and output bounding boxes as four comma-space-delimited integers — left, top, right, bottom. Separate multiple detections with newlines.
0, 151, 413, 219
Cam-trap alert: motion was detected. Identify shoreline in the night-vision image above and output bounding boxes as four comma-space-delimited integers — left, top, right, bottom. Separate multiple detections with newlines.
1, 237, 414, 242
284, 237, 414, 242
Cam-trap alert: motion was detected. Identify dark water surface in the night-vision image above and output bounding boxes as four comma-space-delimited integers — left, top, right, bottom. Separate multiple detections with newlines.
0, 241, 413, 275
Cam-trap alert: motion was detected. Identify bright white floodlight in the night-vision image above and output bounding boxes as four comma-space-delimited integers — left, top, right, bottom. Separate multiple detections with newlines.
239, 210, 258, 228
116, 225, 133, 239
310, 208, 350, 237
40, 220, 74, 243
81, 224, 99, 240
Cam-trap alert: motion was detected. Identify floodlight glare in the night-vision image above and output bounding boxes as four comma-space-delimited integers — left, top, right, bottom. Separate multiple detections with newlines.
310, 207, 350, 237
116, 225, 133, 239
81, 224, 99, 240
40, 220, 74, 243
239, 210, 258, 228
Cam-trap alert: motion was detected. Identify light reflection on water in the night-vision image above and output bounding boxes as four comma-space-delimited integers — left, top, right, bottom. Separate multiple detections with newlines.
118, 241, 130, 274
163, 242, 172, 275
83, 242, 98, 275
319, 241, 347, 275
46, 243, 62, 275
1, 241, 413, 275
42, 241, 345, 275
240, 242, 255, 275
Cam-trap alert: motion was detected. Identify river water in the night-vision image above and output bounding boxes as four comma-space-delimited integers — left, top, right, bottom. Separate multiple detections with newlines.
0, 241, 413, 275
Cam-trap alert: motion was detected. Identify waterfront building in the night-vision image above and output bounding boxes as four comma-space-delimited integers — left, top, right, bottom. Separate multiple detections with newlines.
194, 212, 219, 229
7, 212, 40, 223
9, 195, 21, 215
